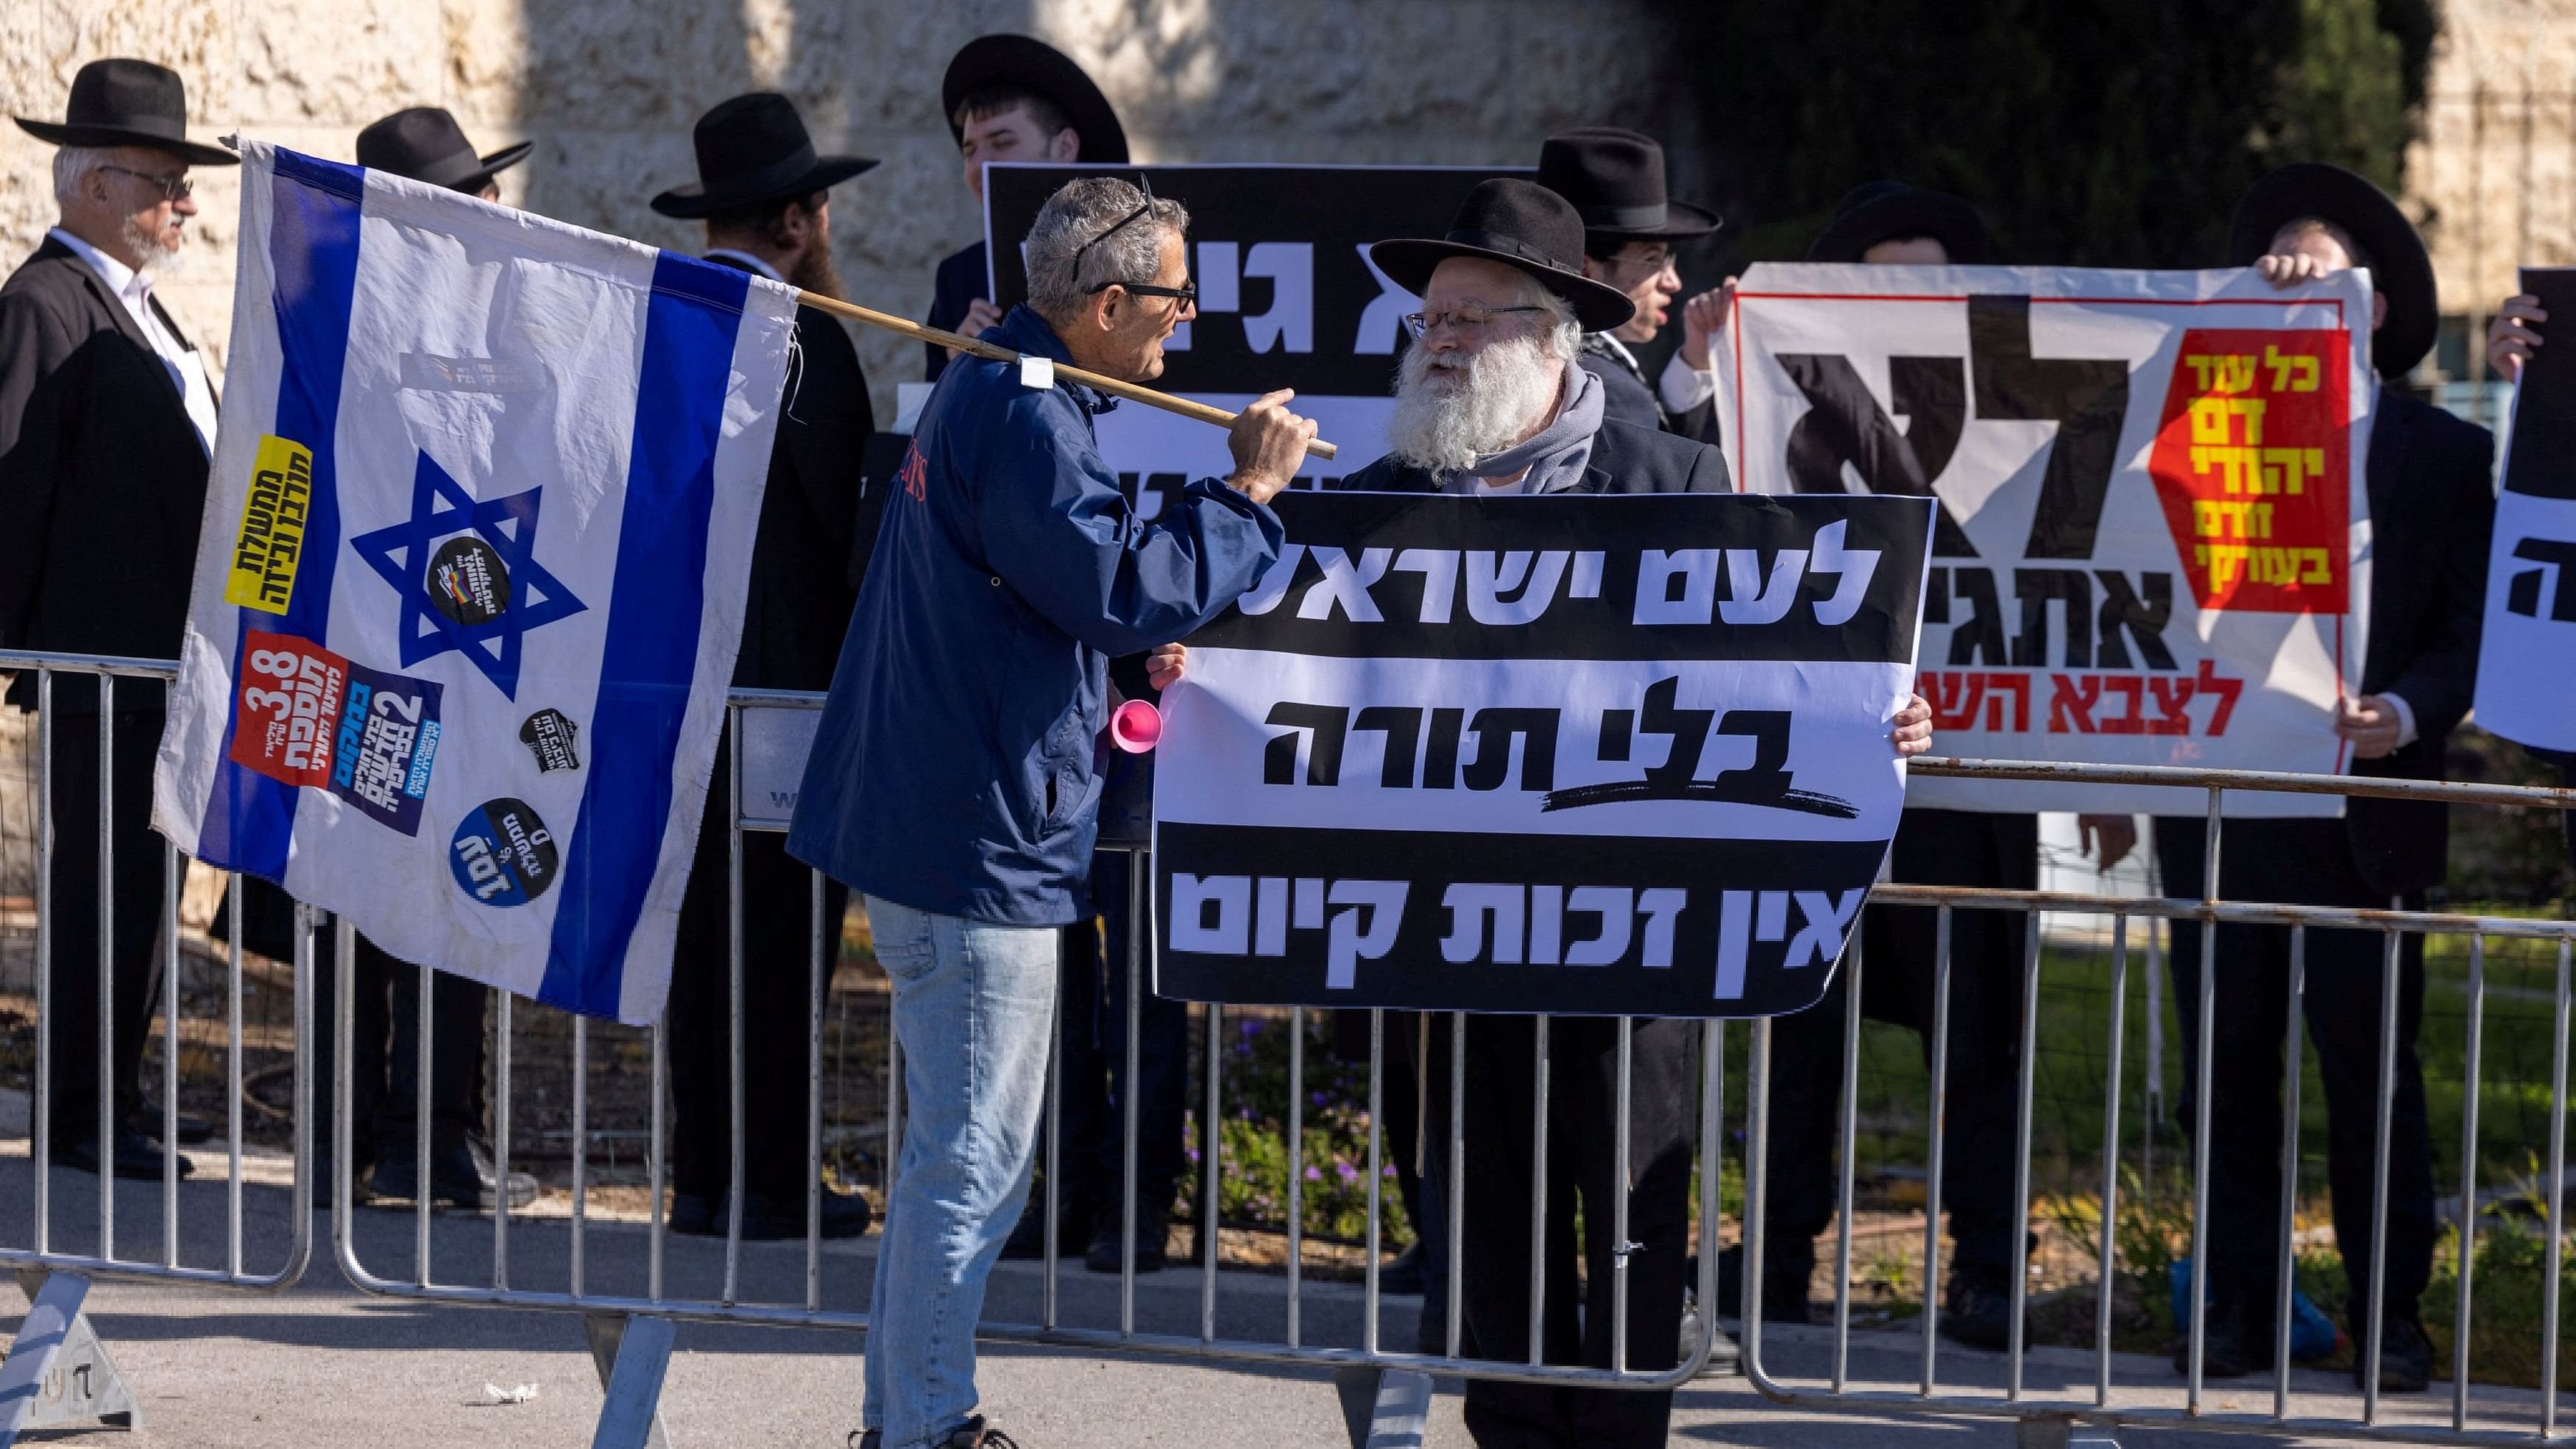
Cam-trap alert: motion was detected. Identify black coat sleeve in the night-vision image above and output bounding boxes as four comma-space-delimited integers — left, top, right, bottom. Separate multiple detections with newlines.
782, 313, 874, 572
2382, 415, 2496, 741
0, 288, 74, 649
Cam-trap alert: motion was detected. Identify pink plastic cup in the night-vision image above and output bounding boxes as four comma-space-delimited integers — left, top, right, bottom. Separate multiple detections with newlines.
1108, 698, 1163, 754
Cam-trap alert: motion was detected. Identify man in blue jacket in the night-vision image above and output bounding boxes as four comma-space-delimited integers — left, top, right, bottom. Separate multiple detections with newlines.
790, 175, 1315, 1449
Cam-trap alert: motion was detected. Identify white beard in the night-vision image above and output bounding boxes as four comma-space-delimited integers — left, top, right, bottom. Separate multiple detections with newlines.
124, 215, 185, 277
1385, 334, 1563, 474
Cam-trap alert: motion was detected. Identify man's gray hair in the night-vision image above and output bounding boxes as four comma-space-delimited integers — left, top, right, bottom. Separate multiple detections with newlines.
52, 146, 113, 205
1529, 287, 1582, 360
1024, 177, 1191, 320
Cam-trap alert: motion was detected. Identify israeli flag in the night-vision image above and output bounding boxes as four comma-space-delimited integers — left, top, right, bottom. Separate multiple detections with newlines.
155, 142, 799, 1023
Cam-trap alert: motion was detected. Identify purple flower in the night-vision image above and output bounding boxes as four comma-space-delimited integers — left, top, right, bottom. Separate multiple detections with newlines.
1383, 1164, 1397, 1177
1337, 1161, 1359, 1183
1304, 1166, 1323, 1181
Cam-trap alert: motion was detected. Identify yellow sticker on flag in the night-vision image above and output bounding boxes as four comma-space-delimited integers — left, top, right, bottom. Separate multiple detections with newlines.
223, 435, 314, 614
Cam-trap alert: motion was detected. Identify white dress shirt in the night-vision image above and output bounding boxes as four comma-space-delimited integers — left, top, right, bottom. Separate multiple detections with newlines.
49, 227, 219, 456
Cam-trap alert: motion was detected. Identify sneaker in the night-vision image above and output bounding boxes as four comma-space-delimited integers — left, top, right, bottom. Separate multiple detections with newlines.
2173, 1297, 2275, 1379
2353, 1311, 2433, 1394
1716, 1244, 1816, 1325
1939, 1267, 2020, 1352
1085, 1202, 1170, 1274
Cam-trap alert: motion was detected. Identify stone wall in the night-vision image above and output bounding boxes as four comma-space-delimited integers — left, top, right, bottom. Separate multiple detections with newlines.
2406, 0, 2576, 365
1, 0, 1701, 425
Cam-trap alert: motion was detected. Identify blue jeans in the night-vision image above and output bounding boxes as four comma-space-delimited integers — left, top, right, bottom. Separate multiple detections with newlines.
861, 896, 1059, 1449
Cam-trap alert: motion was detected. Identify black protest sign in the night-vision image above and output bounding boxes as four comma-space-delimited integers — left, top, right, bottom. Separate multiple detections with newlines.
1153, 491, 1933, 1018
981, 163, 1524, 398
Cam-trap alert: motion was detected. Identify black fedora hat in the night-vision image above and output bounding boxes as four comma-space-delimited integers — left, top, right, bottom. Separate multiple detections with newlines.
358, 107, 530, 194
14, 57, 236, 167
1805, 180, 1992, 264
2226, 162, 2436, 379
1538, 127, 1719, 244
941, 34, 1128, 165
651, 93, 877, 219
1370, 178, 1637, 333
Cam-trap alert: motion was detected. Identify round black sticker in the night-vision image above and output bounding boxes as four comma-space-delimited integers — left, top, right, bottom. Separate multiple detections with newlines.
428, 537, 512, 626
449, 796, 559, 907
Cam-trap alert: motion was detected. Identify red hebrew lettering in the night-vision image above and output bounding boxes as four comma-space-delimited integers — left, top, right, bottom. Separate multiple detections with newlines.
1981, 672, 2031, 732
2147, 674, 2198, 734
2194, 658, 2243, 733
2097, 675, 2146, 734
2048, 673, 2099, 733
1922, 670, 1984, 731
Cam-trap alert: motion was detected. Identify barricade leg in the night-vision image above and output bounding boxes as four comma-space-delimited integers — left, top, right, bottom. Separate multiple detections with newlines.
0, 1270, 141, 1440
584, 1313, 676, 1449
1332, 1364, 1430, 1449
2012, 1414, 2120, 1448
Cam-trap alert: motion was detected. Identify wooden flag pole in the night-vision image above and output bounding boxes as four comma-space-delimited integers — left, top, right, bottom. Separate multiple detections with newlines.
793, 291, 1339, 462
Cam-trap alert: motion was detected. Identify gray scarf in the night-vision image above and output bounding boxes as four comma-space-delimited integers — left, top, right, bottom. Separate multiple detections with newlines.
1437, 363, 1605, 496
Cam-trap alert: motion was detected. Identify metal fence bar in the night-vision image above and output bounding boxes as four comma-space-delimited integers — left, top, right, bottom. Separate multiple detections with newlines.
32, 670, 52, 1259
2006, 916, 2041, 1399
1527, 1012, 1548, 1369
1833, 930, 1863, 1393
2093, 913, 2127, 1408
492, 990, 512, 1294
160, 835, 178, 1269
1200, 1000, 1220, 1344
2362, 907, 2403, 1423
573, 1012, 588, 1299
1611, 1015, 1633, 1375
1446, 1010, 1466, 1361
95, 704, 111, 1263
1919, 905, 1953, 1393
2452, 935, 2485, 1436
2271, 927, 2308, 1423
2543, 938, 2571, 1438
1285, 1005, 1303, 1349
2184, 786, 2223, 1413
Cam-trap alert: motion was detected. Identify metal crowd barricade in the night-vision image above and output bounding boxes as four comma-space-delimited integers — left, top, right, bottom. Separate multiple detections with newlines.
1740, 757, 2576, 1449
0, 649, 316, 1443
326, 686, 1725, 1448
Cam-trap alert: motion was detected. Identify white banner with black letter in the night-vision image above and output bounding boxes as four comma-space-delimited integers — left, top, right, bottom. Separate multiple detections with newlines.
1719, 263, 2375, 815
2475, 266, 2576, 753
1151, 491, 1933, 1018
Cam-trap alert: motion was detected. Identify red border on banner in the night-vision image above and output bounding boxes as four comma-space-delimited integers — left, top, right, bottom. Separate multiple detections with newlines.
1727, 289, 2361, 763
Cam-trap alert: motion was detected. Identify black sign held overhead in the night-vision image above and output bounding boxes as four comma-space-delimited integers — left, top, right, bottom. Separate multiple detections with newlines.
1153, 491, 1934, 1019
982, 163, 1527, 398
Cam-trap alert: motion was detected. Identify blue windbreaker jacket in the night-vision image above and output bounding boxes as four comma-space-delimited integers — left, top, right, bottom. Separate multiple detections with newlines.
786, 305, 1284, 923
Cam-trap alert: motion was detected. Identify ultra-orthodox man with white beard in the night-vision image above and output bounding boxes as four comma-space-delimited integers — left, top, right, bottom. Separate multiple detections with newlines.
1154, 177, 1936, 1449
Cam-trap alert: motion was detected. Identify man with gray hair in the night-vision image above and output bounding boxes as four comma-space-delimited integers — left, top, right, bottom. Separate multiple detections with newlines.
1, 58, 236, 1180
790, 174, 1315, 1449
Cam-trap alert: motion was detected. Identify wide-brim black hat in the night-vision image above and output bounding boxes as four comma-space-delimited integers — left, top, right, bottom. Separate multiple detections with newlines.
1370, 178, 1638, 333
14, 57, 237, 167
1538, 127, 1719, 244
1805, 181, 1992, 264
651, 91, 877, 219
358, 107, 529, 194
2226, 162, 2436, 379
942, 34, 1128, 165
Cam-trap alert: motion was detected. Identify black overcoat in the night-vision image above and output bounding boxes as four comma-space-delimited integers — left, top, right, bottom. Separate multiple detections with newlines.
0, 236, 211, 708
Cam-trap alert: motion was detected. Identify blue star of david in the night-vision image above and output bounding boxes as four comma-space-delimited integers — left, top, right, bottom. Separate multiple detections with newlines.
350, 450, 587, 699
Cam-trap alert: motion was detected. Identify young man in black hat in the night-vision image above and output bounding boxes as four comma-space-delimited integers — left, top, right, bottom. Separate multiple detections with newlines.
1721, 180, 2051, 1353
1, 57, 236, 1180
649, 92, 877, 1239
2156, 162, 2494, 1393
924, 33, 1127, 380
1153, 178, 1933, 1449
1538, 127, 1726, 438
302, 106, 542, 1211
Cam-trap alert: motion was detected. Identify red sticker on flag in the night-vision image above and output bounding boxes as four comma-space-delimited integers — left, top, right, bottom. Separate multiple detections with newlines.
227, 631, 352, 789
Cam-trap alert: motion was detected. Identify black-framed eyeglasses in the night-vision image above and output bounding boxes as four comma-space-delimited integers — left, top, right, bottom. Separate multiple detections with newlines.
97, 164, 191, 202
1075, 174, 1193, 306
1401, 305, 1549, 340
